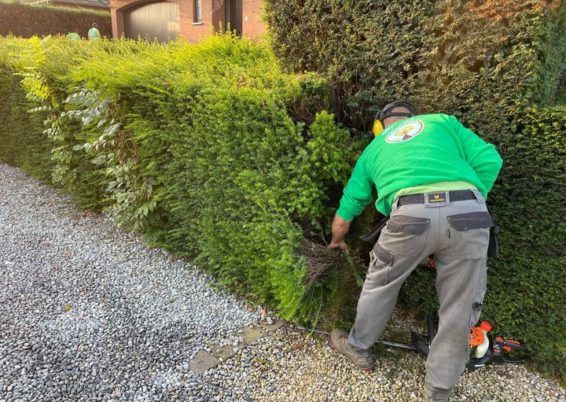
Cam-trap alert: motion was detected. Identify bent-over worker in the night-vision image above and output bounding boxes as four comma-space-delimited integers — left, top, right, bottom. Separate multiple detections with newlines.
328, 100, 503, 402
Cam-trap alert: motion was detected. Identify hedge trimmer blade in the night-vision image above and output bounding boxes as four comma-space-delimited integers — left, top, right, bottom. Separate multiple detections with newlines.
296, 325, 417, 351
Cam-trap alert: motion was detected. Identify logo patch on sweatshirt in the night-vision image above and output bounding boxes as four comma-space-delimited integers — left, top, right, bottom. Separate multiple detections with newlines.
385, 120, 424, 143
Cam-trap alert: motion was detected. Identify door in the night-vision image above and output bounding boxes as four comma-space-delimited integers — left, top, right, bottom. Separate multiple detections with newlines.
224, 0, 242, 36
124, 1, 180, 43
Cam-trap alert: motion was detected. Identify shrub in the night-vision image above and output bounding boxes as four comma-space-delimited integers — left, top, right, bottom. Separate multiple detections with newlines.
0, 68, 51, 181
0, 35, 357, 323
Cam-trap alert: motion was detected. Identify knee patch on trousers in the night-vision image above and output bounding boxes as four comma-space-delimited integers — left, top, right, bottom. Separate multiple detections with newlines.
468, 272, 487, 328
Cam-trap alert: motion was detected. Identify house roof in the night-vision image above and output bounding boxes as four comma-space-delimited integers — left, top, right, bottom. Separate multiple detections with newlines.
22, 0, 110, 9
54, 0, 110, 8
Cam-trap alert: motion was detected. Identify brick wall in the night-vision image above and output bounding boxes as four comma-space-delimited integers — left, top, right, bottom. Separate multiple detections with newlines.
242, 0, 266, 39
0, 2, 111, 38
181, 0, 215, 43
111, 0, 266, 42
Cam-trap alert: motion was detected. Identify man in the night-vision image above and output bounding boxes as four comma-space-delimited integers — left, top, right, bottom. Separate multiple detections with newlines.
88, 23, 101, 41
67, 32, 81, 41
328, 100, 502, 401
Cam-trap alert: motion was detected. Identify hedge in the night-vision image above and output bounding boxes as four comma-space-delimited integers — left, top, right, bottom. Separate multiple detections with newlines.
265, 0, 566, 380
0, 70, 51, 180
1, 0, 564, 379
0, 35, 361, 323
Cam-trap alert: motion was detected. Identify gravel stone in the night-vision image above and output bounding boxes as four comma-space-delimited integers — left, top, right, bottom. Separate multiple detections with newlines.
1, 163, 564, 402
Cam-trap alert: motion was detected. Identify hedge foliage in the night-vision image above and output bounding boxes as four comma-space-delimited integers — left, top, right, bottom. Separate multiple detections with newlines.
0, 70, 51, 180
1, 0, 564, 380
265, 0, 566, 379
0, 35, 361, 323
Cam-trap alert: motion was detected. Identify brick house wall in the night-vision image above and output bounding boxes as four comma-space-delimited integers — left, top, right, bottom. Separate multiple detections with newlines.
241, 0, 265, 38
111, 0, 266, 42
0, 2, 111, 38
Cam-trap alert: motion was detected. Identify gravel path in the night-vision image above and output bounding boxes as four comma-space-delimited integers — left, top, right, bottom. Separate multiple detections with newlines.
0, 163, 564, 402
0, 164, 258, 401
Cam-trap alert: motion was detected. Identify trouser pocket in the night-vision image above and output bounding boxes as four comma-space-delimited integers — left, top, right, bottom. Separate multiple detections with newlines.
367, 244, 394, 286
447, 212, 493, 231
445, 212, 492, 258
380, 214, 430, 255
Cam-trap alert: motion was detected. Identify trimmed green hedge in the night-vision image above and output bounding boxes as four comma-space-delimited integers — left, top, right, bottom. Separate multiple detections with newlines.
266, 0, 565, 127
1, 0, 565, 378
0, 35, 359, 322
0, 72, 51, 180
265, 0, 566, 379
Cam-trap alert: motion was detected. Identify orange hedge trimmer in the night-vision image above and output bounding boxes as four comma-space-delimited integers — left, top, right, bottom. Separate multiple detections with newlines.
299, 318, 526, 370
411, 317, 526, 370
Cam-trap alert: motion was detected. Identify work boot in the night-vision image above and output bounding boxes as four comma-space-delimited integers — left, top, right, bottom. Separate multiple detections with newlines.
330, 329, 374, 371
423, 384, 453, 401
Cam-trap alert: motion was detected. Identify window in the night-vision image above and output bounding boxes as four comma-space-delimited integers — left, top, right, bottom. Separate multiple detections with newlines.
193, 0, 202, 23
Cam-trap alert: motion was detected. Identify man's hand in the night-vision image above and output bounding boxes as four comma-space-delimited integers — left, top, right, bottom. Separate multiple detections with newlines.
328, 240, 349, 253
329, 214, 352, 253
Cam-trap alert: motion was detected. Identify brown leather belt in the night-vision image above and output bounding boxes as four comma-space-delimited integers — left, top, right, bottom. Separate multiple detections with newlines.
397, 190, 476, 207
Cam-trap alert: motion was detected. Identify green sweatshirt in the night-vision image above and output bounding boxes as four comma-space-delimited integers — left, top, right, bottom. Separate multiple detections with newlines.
88, 27, 101, 41
337, 114, 503, 219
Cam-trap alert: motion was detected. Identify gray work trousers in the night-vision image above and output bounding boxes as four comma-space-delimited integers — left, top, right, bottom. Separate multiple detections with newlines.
348, 193, 492, 393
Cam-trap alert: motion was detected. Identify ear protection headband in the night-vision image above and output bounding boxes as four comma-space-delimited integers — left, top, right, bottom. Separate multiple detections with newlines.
372, 100, 419, 137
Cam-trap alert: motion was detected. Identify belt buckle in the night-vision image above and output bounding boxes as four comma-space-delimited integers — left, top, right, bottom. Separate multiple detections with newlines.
424, 191, 450, 208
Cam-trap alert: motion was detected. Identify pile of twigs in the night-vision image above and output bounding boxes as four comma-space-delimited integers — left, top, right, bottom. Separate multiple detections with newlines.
301, 239, 345, 288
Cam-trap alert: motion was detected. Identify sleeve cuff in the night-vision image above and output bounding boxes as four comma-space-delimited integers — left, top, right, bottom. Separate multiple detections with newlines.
336, 207, 355, 222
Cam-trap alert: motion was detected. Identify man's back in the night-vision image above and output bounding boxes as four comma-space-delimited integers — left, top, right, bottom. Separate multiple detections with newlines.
329, 103, 503, 401
338, 114, 502, 217
88, 27, 101, 41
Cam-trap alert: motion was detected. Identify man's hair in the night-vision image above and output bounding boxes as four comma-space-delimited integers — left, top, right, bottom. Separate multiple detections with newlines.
389, 105, 411, 114
378, 100, 418, 122
92, 23, 98, 28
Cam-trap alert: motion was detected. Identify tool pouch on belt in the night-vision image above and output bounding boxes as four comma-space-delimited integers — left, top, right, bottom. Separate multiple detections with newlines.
360, 216, 389, 245
488, 223, 500, 258
486, 207, 499, 258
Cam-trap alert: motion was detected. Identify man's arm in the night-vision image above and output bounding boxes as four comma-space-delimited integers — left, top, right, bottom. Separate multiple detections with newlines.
453, 116, 503, 196
329, 150, 373, 251
329, 214, 352, 251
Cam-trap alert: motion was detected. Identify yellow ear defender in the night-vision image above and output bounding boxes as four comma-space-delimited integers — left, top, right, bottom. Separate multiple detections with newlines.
372, 119, 385, 137
372, 100, 419, 137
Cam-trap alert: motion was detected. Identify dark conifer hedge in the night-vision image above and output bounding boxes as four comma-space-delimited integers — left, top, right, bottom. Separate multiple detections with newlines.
265, 0, 566, 379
